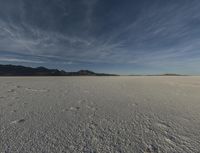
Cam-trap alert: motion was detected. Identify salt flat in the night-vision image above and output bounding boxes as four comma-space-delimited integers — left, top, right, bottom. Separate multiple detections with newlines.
0, 76, 200, 153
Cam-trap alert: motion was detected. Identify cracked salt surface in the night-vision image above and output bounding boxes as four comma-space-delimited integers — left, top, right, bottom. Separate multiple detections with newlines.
0, 76, 200, 153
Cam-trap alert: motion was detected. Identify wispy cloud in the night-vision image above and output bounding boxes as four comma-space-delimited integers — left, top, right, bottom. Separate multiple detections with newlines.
0, 57, 44, 64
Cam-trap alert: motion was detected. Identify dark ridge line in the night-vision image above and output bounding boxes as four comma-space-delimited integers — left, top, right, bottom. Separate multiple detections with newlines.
0, 64, 118, 76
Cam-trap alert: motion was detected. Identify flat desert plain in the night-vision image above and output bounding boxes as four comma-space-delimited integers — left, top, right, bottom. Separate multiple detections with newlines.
0, 76, 200, 153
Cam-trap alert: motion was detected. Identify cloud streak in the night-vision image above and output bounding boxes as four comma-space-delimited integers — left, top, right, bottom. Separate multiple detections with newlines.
0, 57, 44, 64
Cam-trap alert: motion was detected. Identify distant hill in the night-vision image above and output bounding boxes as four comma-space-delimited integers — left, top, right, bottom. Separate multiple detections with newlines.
129, 73, 186, 76
0, 64, 118, 76
160, 73, 186, 76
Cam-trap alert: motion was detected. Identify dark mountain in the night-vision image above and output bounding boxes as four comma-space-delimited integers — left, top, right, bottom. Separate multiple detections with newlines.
0, 64, 118, 76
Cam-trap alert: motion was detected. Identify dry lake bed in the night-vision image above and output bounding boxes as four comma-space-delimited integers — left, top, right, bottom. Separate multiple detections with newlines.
0, 76, 200, 153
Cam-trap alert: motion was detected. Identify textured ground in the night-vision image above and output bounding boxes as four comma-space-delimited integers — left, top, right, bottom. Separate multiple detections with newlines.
0, 76, 200, 153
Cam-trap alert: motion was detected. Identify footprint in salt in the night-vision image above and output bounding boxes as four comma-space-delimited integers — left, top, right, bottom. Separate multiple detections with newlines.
11, 110, 17, 113
7, 89, 15, 93
25, 88, 49, 92
78, 99, 86, 104
86, 105, 97, 111
165, 135, 176, 145
63, 106, 80, 112
70, 106, 80, 111
132, 102, 138, 106
156, 122, 170, 129
10, 119, 25, 124
16, 85, 22, 89
145, 144, 159, 153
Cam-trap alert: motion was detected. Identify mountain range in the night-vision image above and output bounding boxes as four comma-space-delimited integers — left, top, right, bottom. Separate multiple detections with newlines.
0, 64, 118, 76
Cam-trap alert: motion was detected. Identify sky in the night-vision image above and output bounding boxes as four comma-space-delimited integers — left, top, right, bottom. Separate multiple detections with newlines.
0, 0, 200, 74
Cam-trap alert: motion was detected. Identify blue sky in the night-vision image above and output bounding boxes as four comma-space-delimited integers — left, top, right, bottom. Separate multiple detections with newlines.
0, 0, 200, 74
